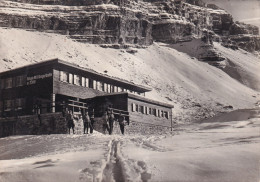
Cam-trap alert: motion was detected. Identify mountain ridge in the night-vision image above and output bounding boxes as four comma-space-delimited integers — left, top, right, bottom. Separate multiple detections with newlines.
0, 0, 259, 52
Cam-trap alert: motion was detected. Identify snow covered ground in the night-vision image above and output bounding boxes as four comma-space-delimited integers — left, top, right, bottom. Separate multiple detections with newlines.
0, 108, 259, 182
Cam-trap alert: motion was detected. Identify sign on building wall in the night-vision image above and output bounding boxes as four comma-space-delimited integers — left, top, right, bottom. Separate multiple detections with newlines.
27, 73, 52, 85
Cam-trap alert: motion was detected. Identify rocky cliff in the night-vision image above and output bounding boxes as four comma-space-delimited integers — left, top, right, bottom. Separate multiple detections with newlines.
0, 0, 259, 51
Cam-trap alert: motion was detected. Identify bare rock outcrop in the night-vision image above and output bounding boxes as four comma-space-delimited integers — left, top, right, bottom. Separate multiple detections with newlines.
0, 0, 259, 52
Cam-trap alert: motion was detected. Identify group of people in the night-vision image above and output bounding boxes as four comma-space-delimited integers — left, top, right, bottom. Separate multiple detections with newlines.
102, 110, 127, 135
64, 108, 95, 134
64, 108, 127, 135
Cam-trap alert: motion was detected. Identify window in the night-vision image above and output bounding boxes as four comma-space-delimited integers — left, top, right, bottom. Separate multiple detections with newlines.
85, 78, 89, 87
59, 71, 62, 81
0, 79, 4, 89
74, 75, 80, 85
114, 86, 118, 92
165, 111, 169, 119
89, 79, 93, 88
96, 81, 100, 90
132, 103, 136, 112
16, 75, 26, 87
135, 104, 139, 112
143, 106, 146, 114
93, 80, 97, 89
12, 77, 16, 87
107, 84, 111, 93
101, 82, 105, 91
161, 110, 164, 118
5, 78, 12, 89
153, 108, 157, 116
4, 100, 12, 111
140, 106, 144, 114
149, 108, 152, 115
15, 98, 25, 110
81, 77, 86, 87
59, 71, 69, 82
118, 87, 122, 92
69, 73, 73, 84
97, 81, 103, 91
146, 107, 149, 115
104, 83, 107, 92
158, 109, 161, 118
111, 85, 114, 93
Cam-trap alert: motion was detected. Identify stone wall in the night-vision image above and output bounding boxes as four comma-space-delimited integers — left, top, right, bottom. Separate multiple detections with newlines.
92, 117, 173, 135
0, 113, 67, 137
0, 113, 173, 137
125, 120, 173, 135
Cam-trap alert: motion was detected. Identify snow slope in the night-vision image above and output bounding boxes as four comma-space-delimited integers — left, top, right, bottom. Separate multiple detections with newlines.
0, 28, 259, 122
168, 39, 260, 91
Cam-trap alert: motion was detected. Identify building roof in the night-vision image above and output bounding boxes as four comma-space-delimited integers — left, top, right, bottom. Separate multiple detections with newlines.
92, 92, 174, 108
0, 58, 152, 93
127, 93, 174, 108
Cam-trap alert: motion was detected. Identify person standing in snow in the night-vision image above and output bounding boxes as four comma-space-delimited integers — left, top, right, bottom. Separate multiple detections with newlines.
90, 109, 95, 134
67, 110, 75, 134
82, 109, 91, 134
118, 113, 126, 135
102, 111, 110, 134
108, 109, 115, 135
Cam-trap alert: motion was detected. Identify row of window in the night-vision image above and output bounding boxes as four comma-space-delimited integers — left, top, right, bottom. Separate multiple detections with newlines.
131, 103, 170, 119
0, 98, 26, 112
0, 75, 26, 89
59, 71, 145, 96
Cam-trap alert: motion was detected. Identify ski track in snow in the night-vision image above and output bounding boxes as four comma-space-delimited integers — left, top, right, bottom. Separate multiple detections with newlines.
100, 138, 152, 182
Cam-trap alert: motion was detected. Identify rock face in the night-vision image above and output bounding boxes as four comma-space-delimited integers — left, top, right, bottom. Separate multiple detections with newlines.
0, 0, 259, 51
0, 1, 153, 45
230, 22, 259, 35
